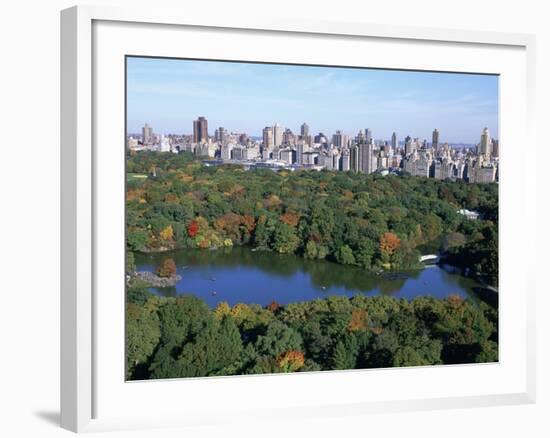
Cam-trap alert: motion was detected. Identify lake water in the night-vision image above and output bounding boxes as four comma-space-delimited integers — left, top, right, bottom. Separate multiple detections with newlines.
134, 247, 488, 307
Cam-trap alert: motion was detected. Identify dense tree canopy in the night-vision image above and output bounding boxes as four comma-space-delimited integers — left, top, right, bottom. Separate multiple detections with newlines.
126, 151, 498, 283
126, 282, 498, 380
125, 151, 499, 379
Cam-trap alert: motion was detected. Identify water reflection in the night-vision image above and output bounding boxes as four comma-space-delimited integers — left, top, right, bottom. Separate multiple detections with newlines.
134, 247, 484, 307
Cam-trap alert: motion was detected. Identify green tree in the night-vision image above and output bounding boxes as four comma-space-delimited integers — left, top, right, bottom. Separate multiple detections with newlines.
336, 244, 356, 265
272, 222, 300, 254
127, 229, 148, 251
126, 302, 161, 379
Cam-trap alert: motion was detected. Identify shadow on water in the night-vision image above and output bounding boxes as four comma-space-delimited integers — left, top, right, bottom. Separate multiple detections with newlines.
472, 287, 498, 308
135, 247, 487, 307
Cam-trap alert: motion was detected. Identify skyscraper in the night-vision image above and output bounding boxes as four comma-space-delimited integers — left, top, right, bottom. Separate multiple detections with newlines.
273, 123, 284, 147
341, 148, 350, 171
479, 127, 492, 159
492, 139, 499, 158
215, 126, 228, 144
359, 141, 374, 174
160, 134, 170, 152
365, 128, 372, 144
432, 129, 439, 152
404, 136, 413, 155
300, 122, 309, 137
142, 123, 153, 144
350, 145, 359, 172
332, 130, 348, 148
391, 132, 397, 150
262, 126, 274, 150
283, 128, 296, 146
296, 142, 304, 165
193, 116, 208, 143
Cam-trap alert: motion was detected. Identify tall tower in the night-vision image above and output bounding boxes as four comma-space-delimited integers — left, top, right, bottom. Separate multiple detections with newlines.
350, 145, 359, 172
142, 123, 153, 144
391, 132, 397, 150
193, 116, 208, 143
404, 136, 413, 155
296, 142, 304, 165
432, 128, 439, 152
332, 130, 345, 147
215, 126, 228, 144
341, 147, 350, 171
262, 126, 274, 150
273, 123, 284, 147
492, 139, 499, 158
365, 128, 373, 144
359, 141, 374, 174
479, 127, 492, 159
300, 122, 309, 137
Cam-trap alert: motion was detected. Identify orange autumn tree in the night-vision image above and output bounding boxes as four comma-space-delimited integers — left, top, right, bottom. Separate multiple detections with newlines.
347, 308, 368, 332
214, 212, 242, 243
156, 258, 177, 278
276, 350, 305, 372
280, 212, 300, 228
379, 232, 401, 264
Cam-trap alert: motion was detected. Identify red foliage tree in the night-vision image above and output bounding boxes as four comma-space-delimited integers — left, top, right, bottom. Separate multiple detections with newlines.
187, 220, 199, 238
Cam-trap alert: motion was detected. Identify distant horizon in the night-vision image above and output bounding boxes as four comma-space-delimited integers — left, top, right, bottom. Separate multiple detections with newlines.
126, 57, 499, 144
127, 127, 490, 146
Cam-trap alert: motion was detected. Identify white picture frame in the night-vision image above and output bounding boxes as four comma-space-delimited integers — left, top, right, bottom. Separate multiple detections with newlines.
60, 4, 537, 433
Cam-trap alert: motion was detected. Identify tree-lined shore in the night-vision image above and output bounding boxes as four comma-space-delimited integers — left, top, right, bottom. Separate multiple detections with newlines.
127, 151, 498, 285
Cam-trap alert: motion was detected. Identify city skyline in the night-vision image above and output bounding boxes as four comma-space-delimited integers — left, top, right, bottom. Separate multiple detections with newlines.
126, 57, 499, 144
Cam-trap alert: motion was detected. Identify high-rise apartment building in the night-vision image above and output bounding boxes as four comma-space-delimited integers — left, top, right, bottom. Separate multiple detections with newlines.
492, 139, 499, 158
391, 132, 397, 150
193, 116, 208, 143
479, 127, 492, 159
332, 130, 349, 148
273, 123, 284, 147
142, 123, 153, 144
365, 128, 372, 144
296, 143, 303, 165
283, 128, 296, 146
300, 122, 309, 137
262, 126, 274, 150
215, 127, 228, 144
404, 136, 413, 155
359, 141, 374, 174
341, 148, 350, 171
432, 129, 439, 152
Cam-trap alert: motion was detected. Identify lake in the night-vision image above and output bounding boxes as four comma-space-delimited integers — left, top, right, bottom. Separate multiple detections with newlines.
134, 247, 489, 307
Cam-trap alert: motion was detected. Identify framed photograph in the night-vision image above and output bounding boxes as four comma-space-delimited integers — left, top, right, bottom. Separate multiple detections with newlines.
61, 5, 536, 433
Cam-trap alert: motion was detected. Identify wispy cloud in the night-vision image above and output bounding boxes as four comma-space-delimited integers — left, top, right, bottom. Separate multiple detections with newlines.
126, 57, 499, 143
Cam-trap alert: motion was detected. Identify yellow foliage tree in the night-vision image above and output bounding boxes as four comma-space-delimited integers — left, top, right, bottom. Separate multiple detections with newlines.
214, 302, 231, 320
159, 225, 174, 242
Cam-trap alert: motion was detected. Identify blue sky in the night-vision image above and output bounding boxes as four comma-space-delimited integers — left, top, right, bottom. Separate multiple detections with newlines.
126, 57, 498, 144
